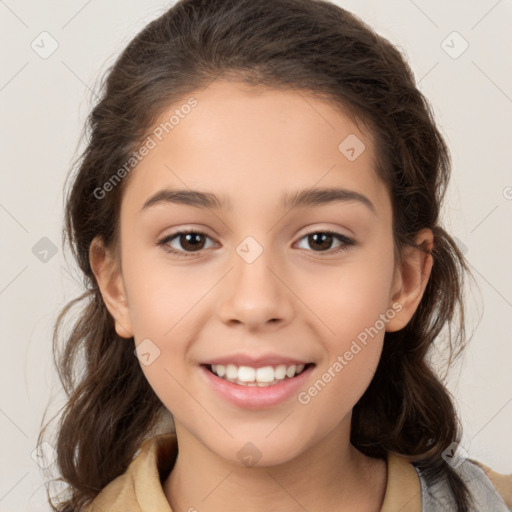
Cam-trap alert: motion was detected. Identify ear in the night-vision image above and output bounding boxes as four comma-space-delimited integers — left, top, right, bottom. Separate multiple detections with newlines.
386, 228, 434, 332
89, 236, 134, 339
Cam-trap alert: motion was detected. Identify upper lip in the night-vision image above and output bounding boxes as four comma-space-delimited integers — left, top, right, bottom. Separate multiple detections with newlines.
202, 353, 313, 368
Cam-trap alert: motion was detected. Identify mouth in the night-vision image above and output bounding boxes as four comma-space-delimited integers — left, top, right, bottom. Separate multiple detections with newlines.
202, 362, 315, 387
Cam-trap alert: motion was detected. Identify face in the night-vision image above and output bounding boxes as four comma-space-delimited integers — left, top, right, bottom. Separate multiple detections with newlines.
94, 79, 425, 467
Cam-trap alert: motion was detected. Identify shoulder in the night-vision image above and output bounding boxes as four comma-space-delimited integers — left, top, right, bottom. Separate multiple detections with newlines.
470, 459, 512, 510
83, 433, 177, 511
414, 458, 512, 511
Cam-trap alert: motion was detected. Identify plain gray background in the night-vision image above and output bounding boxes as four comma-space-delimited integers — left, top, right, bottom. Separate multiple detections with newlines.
1, 1, 511, 510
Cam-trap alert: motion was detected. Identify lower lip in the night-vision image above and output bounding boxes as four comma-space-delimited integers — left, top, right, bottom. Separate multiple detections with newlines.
200, 364, 314, 410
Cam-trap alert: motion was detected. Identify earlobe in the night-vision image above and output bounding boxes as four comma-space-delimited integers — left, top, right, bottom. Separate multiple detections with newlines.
386, 228, 434, 333
89, 236, 134, 339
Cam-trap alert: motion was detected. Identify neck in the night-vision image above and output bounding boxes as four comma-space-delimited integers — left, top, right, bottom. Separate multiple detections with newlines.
163, 418, 387, 512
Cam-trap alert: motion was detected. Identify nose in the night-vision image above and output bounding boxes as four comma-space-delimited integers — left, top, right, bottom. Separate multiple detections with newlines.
217, 244, 295, 331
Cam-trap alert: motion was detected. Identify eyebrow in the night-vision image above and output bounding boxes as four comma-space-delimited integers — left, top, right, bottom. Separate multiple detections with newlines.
141, 187, 376, 215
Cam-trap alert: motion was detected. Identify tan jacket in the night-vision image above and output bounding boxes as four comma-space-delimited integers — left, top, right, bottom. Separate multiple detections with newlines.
85, 433, 512, 511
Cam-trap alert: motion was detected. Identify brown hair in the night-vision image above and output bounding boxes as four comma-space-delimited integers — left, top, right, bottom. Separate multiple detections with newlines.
39, 0, 477, 510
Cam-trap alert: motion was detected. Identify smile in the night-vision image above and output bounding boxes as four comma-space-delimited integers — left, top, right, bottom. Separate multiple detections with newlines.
200, 360, 315, 409
207, 363, 310, 387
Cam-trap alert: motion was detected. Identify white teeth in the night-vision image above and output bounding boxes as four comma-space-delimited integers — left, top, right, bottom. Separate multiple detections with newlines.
285, 365, 296, 378
255, 366, 274, 383
274, 364, 287, 379
226, 364, 238, 379
209, 362, 308, 385
238, 366, 256, 382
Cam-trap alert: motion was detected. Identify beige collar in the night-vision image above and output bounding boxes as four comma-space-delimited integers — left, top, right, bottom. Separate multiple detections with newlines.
381, 450, 422, 512
89, 433, 422, 511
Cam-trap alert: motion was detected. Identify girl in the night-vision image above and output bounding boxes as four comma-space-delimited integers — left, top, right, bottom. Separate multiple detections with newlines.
39, 0, 512, 510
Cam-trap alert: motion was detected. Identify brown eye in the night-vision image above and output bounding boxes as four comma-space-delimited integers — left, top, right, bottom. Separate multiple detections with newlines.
176, 232, 206, 251
296, 231, 354, 253
158, 231, 216, 256
306, 233, 334, 251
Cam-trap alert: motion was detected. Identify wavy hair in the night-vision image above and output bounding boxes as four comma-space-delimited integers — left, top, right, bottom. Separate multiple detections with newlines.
39, 0, 477, 510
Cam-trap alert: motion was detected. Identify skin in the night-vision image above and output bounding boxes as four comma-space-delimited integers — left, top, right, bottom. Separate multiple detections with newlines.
91, 79, 433, 511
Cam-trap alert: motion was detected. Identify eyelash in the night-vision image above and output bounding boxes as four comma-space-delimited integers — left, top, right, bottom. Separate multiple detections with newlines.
156, 229, 355, 258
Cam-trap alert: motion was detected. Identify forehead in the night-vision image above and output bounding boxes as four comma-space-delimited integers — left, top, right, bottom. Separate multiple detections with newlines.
121, 79, 390, 219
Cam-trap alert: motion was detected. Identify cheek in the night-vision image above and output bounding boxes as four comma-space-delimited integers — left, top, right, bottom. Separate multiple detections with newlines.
297, 340, 382, 429
299, 243, 395, 341
121, 243, 209, 338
